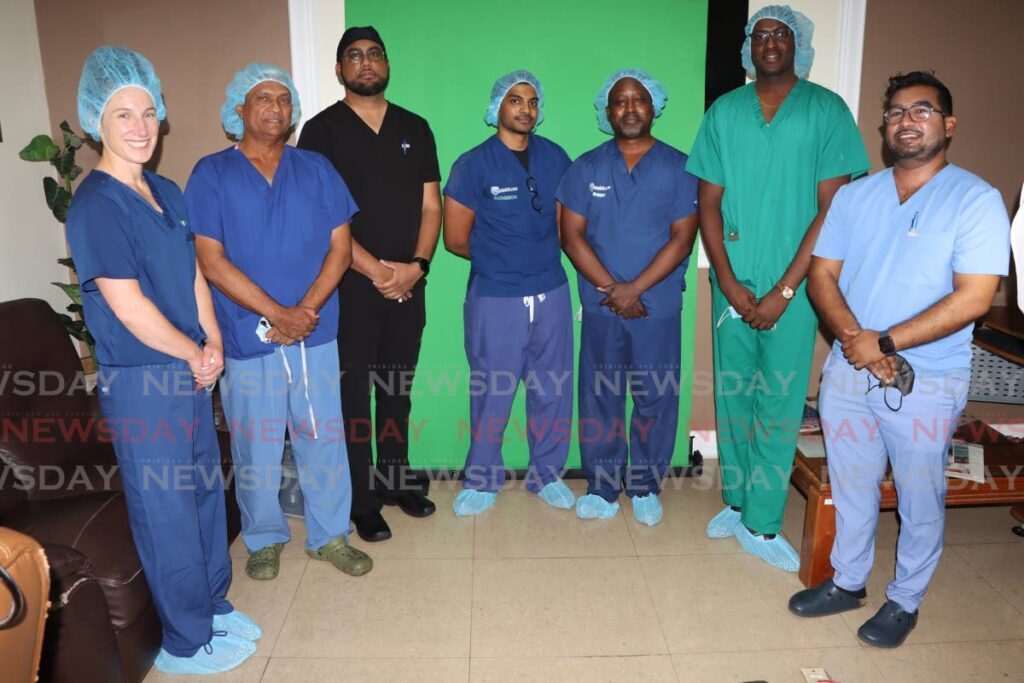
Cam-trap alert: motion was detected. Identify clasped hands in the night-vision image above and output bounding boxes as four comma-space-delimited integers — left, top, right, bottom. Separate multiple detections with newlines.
189, 342, 224, 391
721, 279, 787, 331
597, 281, 648, 319
840, 327, 896, 383
372, 260, 419, 303
266, 305, 319, 346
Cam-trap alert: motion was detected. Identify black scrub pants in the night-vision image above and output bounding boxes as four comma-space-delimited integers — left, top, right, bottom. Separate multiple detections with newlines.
339, 276, 426, 516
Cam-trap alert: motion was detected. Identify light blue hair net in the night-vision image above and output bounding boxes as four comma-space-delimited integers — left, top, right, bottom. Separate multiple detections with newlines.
484, 70, 544, 129
741, 5, 815, 79
594, 69, 667, 135
77, 46, 166, 140
220, 63, 301, 139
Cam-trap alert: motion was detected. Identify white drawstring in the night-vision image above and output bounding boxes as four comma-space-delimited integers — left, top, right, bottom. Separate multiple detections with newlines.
522, 293, 547, 324
279, 341, 318, 440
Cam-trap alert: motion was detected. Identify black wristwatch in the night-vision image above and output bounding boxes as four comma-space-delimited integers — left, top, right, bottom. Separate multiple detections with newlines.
878, 330, 897, 357
411, 257, 430, 275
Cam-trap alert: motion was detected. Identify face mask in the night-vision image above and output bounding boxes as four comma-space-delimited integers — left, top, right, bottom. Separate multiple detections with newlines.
867, 354, 915, 411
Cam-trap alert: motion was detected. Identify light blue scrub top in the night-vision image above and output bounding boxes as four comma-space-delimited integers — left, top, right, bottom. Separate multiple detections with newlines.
557, 139, 697, 319
185, 145, 357, 360
814, 164, 1010, 372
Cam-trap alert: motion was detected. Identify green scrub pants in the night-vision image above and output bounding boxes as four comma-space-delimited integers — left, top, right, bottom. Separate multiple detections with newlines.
710, 283, 818, 535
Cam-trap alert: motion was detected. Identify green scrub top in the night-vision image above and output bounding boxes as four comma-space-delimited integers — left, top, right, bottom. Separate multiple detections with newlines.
687, 79, 869, 295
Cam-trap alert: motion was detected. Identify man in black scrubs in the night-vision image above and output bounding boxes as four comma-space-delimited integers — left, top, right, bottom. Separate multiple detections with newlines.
298, 26, 442, 542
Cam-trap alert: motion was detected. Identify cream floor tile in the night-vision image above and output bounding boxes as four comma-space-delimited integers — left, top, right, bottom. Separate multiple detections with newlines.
868, 640, 1024, 682
951, 542, 1024, 613
474, 484, 635, 559
351, 488, 474, 559
470, 655, 677, 682
840, 545, 1024, 644
225, 558, 307, 657
943, 504, 1017, 545
640, 555, 859, 654
272, 558, 472, 658
260, 657, 469, 682
673, 647, 883, 683
229, 515, 315, 560
143, 656, 268, 683
471, 557, 666, 657
625, 468, 747, 557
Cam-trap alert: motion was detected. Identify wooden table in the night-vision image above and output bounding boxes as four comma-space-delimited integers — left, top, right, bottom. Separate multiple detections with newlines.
791, 420, 1024, 587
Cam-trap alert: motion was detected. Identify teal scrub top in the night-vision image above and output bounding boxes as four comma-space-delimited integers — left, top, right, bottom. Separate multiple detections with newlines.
687, 79, 870, 295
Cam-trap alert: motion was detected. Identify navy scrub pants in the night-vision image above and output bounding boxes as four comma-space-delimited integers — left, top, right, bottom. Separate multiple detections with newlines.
578, 312, 682, 502
98, 361, 232, 657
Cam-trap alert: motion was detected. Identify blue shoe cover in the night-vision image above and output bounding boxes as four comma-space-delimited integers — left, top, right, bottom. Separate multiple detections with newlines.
538, 479, 575, 509
453, 489, 497, 516
213, 610, 262, 641
706, 506, 742, 538
154, 632, 256, 675
575, 493, 620, 519
630, 493, 663, 526
736, 525, 800, 572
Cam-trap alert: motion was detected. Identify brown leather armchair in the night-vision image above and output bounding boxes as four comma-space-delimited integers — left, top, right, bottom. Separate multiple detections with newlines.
0, 299, 240, 683
0, 526, 50, 683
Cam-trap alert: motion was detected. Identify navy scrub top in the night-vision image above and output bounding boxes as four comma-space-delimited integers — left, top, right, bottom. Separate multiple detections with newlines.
66, 170, 204, 368
557, 139, 698, 319
184, 145, 357, 361
444, 134, 571, 297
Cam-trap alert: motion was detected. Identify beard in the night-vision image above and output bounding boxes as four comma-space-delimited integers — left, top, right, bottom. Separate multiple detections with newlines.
887, 134, 946, 162
343, 71, 389, 96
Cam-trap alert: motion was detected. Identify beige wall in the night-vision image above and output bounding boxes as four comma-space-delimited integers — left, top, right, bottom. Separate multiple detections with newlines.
0, 0, 68, 313
34, 0, 292, 189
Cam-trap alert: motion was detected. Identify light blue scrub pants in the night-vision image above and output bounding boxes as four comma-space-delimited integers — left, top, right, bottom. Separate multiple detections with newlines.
579, 312, 681, 502
819, 353, 969, 612
462, 282, 574, 493
221, 339, 352, 552
97, 362, 232, 657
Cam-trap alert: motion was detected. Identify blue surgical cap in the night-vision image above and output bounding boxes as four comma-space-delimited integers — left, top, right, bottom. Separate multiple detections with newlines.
594, 69, 667, 135
220, 63, 302, 139
77, 46, 166, 140
741, 5, 815, 79
485, 70, 544, 129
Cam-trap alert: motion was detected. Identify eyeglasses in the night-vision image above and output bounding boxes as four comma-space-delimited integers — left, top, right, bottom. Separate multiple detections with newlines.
526, 176, 542, 213
882, 104, 946, 124
343, 47, 386, 65
749, 27, 791, 44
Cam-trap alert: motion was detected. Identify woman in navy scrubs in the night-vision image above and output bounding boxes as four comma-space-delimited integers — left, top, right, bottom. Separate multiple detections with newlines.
66, 46, 259, 675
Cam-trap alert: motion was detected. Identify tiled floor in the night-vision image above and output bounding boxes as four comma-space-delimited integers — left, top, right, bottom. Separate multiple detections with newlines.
145, 466, 1024, 682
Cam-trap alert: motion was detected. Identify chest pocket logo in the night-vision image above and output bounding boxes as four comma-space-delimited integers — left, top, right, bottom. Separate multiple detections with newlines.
490, 185, 519, 201
589, 182, 611, 198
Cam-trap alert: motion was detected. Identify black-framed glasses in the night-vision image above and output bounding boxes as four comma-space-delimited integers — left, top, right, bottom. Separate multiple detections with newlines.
525, 176, 542, 213
749, 27, 791, 44
882, 104, 945, 125
343, 47, 387, 64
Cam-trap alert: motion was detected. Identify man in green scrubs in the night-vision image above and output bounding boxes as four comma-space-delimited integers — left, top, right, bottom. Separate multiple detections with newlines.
687, 4, 869, 571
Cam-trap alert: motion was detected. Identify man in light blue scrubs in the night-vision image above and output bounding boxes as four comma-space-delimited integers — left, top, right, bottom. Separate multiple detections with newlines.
558, 70, 699, 526
443, 71, 575, 516
186, 64, 372, 581
790, 72, 1010, 647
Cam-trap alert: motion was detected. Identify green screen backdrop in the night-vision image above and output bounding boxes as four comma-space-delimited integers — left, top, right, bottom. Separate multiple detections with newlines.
346, 0, 708, 469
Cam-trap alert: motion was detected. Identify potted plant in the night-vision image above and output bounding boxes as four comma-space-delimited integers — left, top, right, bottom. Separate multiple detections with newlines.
19, 121, 95, 360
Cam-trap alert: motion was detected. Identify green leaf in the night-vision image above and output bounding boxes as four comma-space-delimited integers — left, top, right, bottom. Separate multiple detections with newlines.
43, 176, 59, 209
52, 281, 82, 306
59, 121, 83, 150
58, 148, 78, 178
51, 187, 72, 223
69, 165, 83, 181
19, 135, 60, 161
57, 257, 75, 270
66, 302, 83, 314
